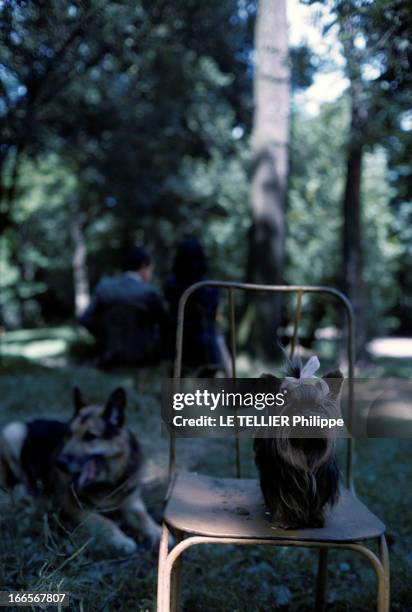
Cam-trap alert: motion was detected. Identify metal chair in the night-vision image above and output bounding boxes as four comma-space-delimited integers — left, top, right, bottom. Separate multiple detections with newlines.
157, 283, 389, 612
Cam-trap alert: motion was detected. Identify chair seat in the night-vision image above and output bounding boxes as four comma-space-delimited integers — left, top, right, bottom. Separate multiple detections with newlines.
164, 471, 385, 543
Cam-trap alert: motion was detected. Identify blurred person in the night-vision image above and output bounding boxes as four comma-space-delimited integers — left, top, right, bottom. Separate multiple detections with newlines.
164, 238, 230, 376
79, 246, 168, 367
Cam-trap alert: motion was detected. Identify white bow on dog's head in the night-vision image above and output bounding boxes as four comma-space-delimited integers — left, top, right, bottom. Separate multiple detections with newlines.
281, 355, 330, 395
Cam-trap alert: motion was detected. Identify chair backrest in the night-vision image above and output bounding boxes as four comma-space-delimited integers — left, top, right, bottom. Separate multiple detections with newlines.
169, 282, 355, 491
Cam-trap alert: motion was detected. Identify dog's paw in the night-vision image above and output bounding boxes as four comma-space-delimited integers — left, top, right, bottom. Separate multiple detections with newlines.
112, 533, 137, 554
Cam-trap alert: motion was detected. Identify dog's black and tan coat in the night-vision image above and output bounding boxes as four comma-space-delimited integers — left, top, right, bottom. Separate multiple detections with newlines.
0, 387, 161, 553
254, 358, 344, 529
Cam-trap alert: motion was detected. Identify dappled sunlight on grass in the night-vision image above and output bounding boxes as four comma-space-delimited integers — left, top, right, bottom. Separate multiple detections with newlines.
1, 338, 68, 359
0, 326, 93, 362
2, 326, 79, 344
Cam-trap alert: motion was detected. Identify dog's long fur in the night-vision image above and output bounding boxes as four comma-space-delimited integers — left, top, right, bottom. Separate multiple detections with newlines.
254, 359, 343, 529
0, 387, 161, 553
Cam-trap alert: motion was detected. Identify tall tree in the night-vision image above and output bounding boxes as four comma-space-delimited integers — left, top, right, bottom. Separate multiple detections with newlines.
305, 0, 412, 357
249, 0, 290, 358
337, 0, 411, 357
339, 2, 368, 358
0, 0, 108, 234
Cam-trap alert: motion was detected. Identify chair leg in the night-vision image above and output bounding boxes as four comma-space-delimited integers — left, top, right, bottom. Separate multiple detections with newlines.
157, 523, 170, 612
350, 540, 389, 612
171, 529, 184, 612
158, 529, 188, 612
315, 548, 328, 612
161, 547, 179, 612
376, 562, 387, 612
378, 535, 390, 612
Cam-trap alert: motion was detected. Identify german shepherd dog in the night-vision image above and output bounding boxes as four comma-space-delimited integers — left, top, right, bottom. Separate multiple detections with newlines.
254, 357, 344, 529
0, 387, 161, 553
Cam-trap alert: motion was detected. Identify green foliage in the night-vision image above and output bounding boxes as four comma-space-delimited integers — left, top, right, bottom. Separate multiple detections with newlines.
299, 0, 412, 334
0, 0, 254, 326
287, 99, 402, 334
0, 0, 410, 339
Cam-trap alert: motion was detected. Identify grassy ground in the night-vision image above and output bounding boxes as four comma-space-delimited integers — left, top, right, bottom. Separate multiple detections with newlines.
0, 329, 411, 611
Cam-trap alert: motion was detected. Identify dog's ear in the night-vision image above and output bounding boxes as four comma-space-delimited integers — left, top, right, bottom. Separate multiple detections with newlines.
103, 387, 126, 427
322, 370, 344, 399
73, 386, 87, 414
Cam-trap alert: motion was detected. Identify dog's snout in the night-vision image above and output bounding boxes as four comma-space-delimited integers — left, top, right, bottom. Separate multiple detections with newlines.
57, 453, 101, 474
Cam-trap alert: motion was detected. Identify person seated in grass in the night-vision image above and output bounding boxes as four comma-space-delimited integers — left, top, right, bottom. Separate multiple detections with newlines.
164, 238, 230, 377
79, 245, 168, 367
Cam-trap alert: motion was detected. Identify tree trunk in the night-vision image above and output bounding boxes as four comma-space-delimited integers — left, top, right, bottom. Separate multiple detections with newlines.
339, 2, 368, 360
70, 202, 90, 317
342, 103, 367, 360
248, 0, 290, 358
0, 146, 21, 235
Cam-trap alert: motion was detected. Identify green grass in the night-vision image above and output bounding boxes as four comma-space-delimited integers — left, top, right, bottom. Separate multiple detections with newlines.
0, 330, 411, 611
0, 326, 94, 362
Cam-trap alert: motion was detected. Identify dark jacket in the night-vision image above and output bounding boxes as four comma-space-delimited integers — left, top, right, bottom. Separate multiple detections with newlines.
79, 272, 167, 366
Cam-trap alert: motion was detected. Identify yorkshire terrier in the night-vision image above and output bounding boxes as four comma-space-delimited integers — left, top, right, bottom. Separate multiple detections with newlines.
254, 356, 344, 529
